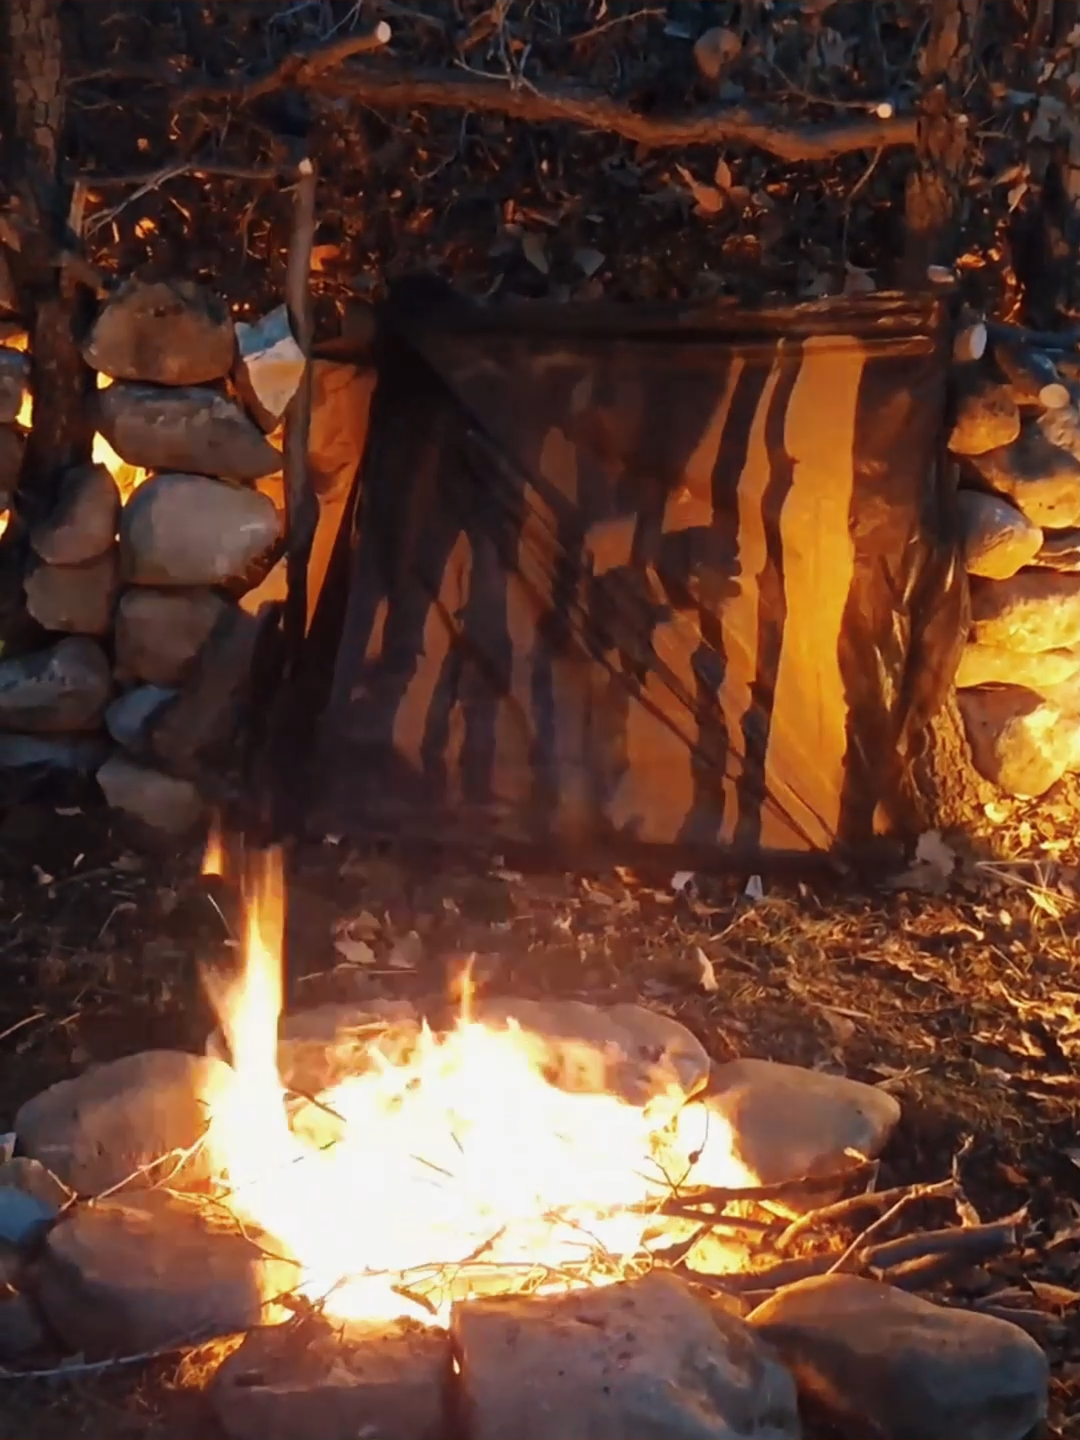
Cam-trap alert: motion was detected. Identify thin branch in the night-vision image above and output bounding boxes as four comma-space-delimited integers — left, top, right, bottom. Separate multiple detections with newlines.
774, 1178, 955, 1253
179, 22, 393, 106
83, 161, 288, 238
81, 162, 291, 189
311, 63, 919, 163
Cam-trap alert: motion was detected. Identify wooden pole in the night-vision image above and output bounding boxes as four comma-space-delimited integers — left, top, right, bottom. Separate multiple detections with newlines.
282, 156, 318, 672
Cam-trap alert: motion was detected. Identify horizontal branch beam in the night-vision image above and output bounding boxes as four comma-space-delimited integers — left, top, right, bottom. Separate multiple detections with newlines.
312, 64, 918, 163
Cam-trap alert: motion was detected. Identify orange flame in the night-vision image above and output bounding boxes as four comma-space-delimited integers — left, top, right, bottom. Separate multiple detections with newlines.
201, 813, 227, 879
12, 365, 148, 501
204, 847, 751, 1327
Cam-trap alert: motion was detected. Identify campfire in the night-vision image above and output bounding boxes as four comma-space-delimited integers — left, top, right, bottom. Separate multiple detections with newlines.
1, 838, 1055, 1439
203, 847, 751, 1327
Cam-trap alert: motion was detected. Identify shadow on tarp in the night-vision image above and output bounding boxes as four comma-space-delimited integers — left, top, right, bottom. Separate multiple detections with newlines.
260, 278, 967, 874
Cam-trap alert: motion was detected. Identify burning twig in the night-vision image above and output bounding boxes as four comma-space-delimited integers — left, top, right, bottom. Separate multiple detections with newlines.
652, 1158, 880, 1220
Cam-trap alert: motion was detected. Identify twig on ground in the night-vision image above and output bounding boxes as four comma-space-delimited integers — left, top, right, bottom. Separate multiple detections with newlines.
864, 1218, 1021, 1273
826, 1180, 953, 1275
0, 1345, 198, 1382
775, 1179, 956, 1253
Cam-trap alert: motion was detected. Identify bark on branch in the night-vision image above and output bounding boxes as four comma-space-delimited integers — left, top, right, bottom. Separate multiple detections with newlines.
305, 63, 918, 163
75, 17, 918, 164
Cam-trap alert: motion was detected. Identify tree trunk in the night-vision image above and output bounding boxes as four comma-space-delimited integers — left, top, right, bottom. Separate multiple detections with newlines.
902, 688, 995, 834
901, 0, 979, 285
0, 0, 92, 525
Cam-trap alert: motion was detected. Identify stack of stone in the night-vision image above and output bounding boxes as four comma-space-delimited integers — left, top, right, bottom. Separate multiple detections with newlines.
947, 327, 1080, 798
0, 278, 304, 832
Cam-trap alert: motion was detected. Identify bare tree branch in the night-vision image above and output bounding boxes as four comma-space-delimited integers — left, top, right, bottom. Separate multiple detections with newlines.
301, 63, 917, 164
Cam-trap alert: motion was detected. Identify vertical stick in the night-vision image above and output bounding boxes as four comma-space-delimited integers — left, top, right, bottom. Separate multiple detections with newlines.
282, 156, 317, 672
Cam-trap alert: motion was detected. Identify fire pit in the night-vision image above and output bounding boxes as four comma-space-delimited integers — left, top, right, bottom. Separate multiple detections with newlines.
0, 846, 1052, 1440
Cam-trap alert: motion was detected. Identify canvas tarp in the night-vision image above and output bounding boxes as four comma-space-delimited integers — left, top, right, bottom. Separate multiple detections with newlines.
273, 283, 966, 865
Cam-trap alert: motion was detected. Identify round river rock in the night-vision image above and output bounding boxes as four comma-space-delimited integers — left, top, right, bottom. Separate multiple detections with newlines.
15, 1049, 233, 1196
35, 1189, 299, 1358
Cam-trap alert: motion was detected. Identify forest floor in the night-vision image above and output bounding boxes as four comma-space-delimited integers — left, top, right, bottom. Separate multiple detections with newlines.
0, 773, 1076, 1437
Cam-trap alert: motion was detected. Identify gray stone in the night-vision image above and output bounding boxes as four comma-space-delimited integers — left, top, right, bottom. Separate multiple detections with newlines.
452, 1271, 801, 1440
23, 550, 119, 636
96, 753, 204, 835
211, 1316, 449, 1440
121, 473, 282, 587
114, 586, 227, 686
35, 1189, 299, 1358
948, 373, 1020, 457
0, 637, 111, 733
105, 684, 177, 754
967, 419, 1080, 529
970, 570, 1080, 652
0, 1293, 47, 1360
0, 423, 26, 507
234, 305, 305, 431
957, 490, 1042, 580
1035, 527, 1080, 571
472, 997, 711, 1107
688, 1058, 900, 1190
30, 462, 120, 566
148, 603, 266, 774
0, 346, 28, 425
0, 733, 108, 772
749, 1273, 1049, 1440
958, 686, 1076, 797
97, 382, 282, 482
14, 1049, 232, 1196
82, 277, 236, 386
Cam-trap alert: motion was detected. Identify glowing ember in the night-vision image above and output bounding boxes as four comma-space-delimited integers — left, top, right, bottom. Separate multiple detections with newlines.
93, 374, 147, 500
0, 511, 8, 540
205, 850, 749, 1327
201, 813, 227, 878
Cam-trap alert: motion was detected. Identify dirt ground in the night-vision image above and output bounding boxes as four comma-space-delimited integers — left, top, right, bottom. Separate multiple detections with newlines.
0, 768, 1076, 1437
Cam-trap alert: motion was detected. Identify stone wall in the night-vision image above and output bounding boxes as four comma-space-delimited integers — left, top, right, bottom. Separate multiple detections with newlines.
0, 279, 313, 833
2, 288, 1077, 837
946, 328, 1080, 799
